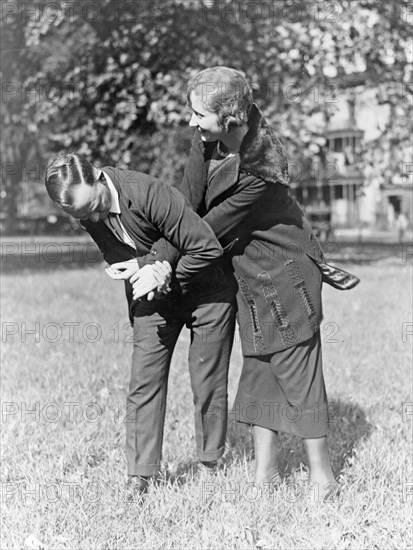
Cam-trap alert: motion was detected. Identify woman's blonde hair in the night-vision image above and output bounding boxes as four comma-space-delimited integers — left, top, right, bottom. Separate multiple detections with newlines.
187, 66, 253, 132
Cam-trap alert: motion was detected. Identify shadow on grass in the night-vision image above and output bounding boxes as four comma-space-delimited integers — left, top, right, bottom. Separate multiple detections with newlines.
225, 398, 373, 479
161, 399, 373, 487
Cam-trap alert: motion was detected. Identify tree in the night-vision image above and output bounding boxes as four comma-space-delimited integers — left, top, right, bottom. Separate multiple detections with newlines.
1, 0, 412, 231
1, 0, 52, 231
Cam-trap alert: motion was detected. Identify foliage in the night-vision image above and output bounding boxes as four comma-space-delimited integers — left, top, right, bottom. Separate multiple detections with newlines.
1, 0, 412, 226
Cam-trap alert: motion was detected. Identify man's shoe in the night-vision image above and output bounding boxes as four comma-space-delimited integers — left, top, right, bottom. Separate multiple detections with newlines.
125, 475, 150, 503
198, 460, 219, 477
200, 460, 218, 469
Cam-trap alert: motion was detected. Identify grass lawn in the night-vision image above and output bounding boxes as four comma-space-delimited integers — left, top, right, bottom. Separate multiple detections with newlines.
1, 256, 412, 549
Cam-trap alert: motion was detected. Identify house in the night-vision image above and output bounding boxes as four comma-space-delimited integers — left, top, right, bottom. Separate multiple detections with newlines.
291, 77, 412, 231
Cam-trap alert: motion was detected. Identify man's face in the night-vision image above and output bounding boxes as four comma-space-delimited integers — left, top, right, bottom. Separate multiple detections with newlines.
188, 91, 225, 142
64, 177, 111, 222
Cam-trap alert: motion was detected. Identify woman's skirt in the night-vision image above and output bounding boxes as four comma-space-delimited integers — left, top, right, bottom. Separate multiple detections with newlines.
233, 331, 329, 438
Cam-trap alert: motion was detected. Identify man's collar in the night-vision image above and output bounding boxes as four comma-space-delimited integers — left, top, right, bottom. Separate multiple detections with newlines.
100, 169, 121, 214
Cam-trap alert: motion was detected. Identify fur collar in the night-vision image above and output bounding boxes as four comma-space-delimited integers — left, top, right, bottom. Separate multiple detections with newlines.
239, 104, 290, 187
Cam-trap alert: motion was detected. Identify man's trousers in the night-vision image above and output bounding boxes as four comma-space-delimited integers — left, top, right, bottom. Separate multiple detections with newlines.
125, 288, 236, 477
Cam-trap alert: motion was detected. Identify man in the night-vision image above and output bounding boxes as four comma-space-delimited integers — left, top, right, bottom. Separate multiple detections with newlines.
45, 154, 236, 494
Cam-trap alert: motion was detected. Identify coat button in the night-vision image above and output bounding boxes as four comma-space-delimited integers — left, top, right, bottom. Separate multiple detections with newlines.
151, 249, 157, 255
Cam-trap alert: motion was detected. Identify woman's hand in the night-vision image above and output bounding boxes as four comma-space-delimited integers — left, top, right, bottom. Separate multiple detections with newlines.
105, 259, 140, 280
131, 261, 172, 301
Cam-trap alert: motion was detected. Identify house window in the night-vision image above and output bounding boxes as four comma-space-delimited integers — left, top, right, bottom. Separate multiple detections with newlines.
307, 187, 318, 202
335, 185, 343, 199
322, 186, 330, 204
389, 195, 402, 215
334, 138, 343, 152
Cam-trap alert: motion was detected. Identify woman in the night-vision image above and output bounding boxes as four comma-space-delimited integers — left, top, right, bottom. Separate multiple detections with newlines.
137, 66, 359, 497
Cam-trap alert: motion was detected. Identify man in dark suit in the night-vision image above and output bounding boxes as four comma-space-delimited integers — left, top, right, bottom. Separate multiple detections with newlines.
45, 154, 236, 494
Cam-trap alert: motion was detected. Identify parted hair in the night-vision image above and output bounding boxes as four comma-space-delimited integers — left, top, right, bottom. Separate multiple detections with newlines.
45, 153, 95, 208
187, 66, 253, 132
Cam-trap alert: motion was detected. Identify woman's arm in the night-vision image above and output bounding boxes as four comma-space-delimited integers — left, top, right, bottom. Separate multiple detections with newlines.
136, 175, 285, 286
202, 174, 271, 245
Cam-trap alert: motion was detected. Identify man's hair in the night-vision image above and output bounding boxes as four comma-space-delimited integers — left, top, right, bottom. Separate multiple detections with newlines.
45, 153, 95, 208
187, 66, 253, 132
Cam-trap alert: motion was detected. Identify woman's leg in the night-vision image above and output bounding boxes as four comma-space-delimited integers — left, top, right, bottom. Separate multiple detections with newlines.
253, 425, 281, 485
303, 436, 337, 499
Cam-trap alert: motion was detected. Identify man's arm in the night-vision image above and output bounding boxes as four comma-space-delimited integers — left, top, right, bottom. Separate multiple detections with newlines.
133, 175, 277, 300
174, 131, 208, 210
80, 219, 137, 264
132, 178, 222, 281
136, 131, 207, 270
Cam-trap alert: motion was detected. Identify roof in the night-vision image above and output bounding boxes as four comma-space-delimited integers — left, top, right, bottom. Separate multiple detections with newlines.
327, 120, 364, 135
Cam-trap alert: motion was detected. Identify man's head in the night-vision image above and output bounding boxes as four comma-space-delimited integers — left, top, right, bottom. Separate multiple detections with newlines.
45, 154, 111, 222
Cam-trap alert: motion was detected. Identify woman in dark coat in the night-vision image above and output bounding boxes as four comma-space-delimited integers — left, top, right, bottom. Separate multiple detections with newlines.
136, 66, 358, 496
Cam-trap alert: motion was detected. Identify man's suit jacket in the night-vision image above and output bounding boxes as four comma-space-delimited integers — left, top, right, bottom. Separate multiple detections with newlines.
81, 167, 223, 320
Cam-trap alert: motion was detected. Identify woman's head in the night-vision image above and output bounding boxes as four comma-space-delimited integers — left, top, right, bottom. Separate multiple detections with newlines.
45, 153, 111, 221
187, 66, 253, 135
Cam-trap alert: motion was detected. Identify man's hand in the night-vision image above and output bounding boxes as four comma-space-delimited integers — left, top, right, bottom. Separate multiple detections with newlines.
131, 261, 172, 301
105, 259, 140, 280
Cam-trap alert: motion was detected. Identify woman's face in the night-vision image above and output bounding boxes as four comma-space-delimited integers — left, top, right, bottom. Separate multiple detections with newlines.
188, 91, 225, 142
